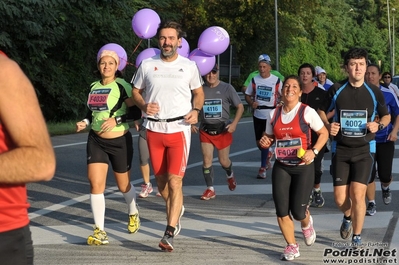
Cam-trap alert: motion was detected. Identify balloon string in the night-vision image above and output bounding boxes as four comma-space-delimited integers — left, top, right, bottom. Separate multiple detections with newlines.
130, 39, 143, 58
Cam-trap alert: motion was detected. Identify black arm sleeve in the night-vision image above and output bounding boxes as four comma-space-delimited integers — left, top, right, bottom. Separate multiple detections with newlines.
84, 110, 93, 123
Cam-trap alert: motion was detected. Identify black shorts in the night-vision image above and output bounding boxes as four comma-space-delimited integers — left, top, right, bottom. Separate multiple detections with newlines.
252, 116, 267, 141
331, 144, 374, 186
87, 130, 133, 173
0, 225, 33, 265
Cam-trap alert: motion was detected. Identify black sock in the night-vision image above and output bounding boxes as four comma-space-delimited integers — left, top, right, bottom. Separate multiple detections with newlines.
165, 225, 175, 236
344, 215, 351, 221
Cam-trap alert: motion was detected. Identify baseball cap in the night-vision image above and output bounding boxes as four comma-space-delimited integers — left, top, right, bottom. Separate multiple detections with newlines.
316, 67, 326, 75
211, 64, 219, 72
258, 54, 271, 64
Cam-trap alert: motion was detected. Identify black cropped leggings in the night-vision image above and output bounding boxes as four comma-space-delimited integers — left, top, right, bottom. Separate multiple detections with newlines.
272, 161, 314, 220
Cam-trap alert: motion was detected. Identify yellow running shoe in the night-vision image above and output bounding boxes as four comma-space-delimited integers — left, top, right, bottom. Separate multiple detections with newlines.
87, 226, 109, 245
128, 212, 140, 234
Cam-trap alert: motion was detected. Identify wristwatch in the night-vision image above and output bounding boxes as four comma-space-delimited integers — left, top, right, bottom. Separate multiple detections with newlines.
378, 122, 385, 131
312, 148, 319, 157
115, 116, 122, 125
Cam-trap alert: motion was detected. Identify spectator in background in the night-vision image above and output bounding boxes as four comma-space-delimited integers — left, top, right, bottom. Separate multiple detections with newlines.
244, 54, 283, 179
381, 72, 399, 98
315, 66, 333, 90
192, 64, 244, 200
0, 51, 56, 265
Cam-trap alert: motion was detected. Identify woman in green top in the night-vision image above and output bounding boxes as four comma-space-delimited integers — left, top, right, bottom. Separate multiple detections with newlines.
76, 50, 140, 245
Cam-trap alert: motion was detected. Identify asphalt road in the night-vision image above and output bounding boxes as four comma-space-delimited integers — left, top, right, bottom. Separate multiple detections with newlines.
28, 117, 399, 265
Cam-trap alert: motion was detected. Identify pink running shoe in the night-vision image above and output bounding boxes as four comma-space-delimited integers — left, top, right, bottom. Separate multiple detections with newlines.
281, 243, 300, 261
302, 215, 316, 246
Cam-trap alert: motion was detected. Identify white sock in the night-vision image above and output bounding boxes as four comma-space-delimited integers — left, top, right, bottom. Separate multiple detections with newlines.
314, 187, 321, 192
369, 200, 376, 204
381, 185, 389, 191
123, 185, 138, 215
90, 193, 105, 230
208, 186, 214, 191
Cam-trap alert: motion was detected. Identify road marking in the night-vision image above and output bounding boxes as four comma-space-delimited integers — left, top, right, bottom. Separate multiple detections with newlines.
31, 211, 394, 246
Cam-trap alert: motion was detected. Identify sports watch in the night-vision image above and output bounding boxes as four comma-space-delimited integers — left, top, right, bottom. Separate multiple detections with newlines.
312, 148, 319, 157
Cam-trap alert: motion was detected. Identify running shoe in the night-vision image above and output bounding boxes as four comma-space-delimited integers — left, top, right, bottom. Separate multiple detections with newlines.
352, 235, 362, 248
257, 167, 267, 179
366, 202, 376, 216
340, 218, 353, 240
174, 205, 185, 237
201, 188, 216, 200
159, 231, 174, 252
128, 212, 140, 234
139, 183, 153, 198
87, 226, 109, 245
381, 186, 392, 205
227, 173, 237, 191
313, 189, 325, 207
308, 191, 314, 206
302, 215, 316, 246
280, 243, 300, 261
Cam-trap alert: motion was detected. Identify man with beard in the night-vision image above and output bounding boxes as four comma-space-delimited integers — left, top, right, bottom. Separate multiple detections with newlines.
132, 21, 204, 252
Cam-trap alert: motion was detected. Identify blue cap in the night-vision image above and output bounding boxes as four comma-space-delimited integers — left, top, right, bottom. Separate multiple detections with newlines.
258, 54, 271, 64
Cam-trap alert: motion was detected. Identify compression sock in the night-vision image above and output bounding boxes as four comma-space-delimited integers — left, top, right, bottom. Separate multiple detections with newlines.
203, 166, 214, 187
222, 162, 233, 177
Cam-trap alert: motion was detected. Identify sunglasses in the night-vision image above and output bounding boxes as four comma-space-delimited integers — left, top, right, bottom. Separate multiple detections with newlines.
383, 76, 391, 79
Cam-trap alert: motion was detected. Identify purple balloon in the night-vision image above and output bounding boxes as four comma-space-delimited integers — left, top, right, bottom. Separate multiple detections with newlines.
135, 48, 161, 67
177, 37, 190, 58
198, 26, 230, 56
132, 9, 161, 39
189, 48, 216, 76
97, 43, 128, 71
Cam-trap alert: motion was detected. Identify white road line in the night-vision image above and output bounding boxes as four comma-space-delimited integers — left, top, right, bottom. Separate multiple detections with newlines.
31, 212, 394, 246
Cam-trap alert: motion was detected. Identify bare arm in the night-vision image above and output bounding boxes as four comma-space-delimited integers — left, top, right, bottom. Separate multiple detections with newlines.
388, 115, 399, 142
227, 103, 244, 133
0, 56, 56, 183
185, 86, 204, 124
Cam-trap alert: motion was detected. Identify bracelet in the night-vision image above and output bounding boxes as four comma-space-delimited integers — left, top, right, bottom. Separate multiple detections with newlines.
193, 108, 201, 113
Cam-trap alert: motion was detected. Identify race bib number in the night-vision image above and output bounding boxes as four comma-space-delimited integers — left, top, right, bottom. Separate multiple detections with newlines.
87, 89, 111, 111
203, 99, 222, 118
340, 109, 367, 137
256, 85, 272, 102
275, 138, 303, 165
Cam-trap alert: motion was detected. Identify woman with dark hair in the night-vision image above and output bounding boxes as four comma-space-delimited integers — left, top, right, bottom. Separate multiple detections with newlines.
76, 49, 140, 245
260, 75, 328, 261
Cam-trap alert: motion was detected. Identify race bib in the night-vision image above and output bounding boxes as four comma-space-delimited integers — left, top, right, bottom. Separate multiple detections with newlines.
203, 99, 222, 118
275, 138, 303, 165
256, 85, 272, 102
87, 88, 111, 111
340, 109, 367, 137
